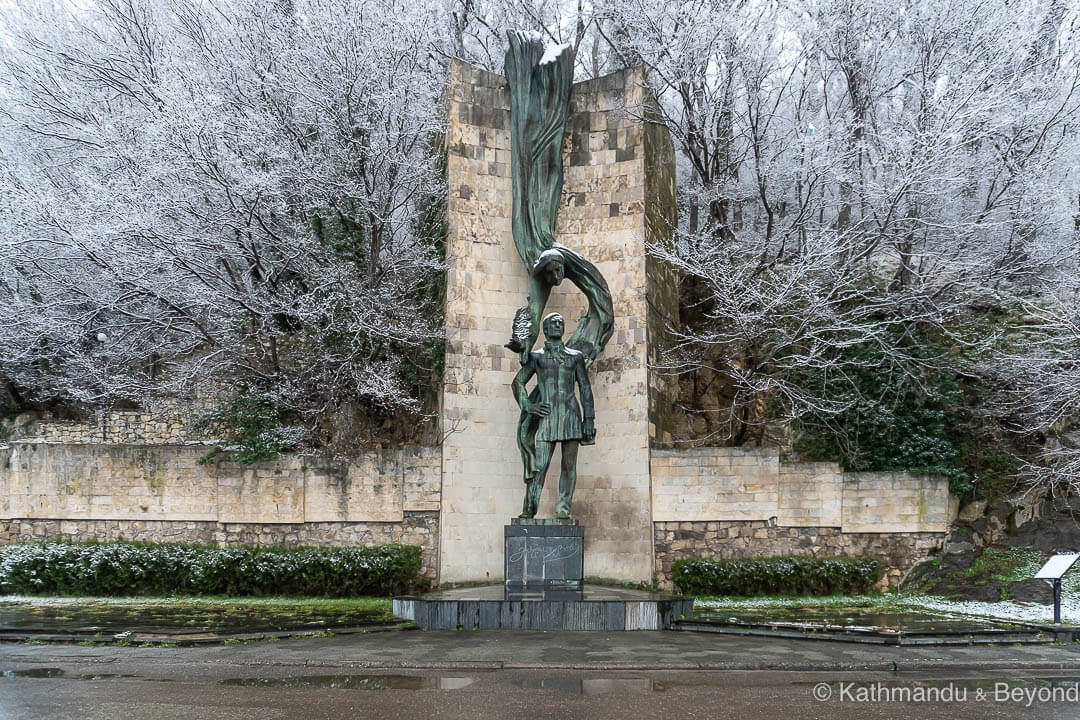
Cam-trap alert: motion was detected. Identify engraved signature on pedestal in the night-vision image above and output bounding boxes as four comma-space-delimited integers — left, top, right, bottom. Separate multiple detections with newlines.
508, 541, 579, 564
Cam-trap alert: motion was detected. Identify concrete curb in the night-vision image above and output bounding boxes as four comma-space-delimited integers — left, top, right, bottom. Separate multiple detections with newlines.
0, 624, 409, 647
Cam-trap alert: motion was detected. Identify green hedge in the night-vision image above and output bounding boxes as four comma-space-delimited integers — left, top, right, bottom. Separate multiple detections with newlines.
0, 541, 423, 597
672, 556, 884, 596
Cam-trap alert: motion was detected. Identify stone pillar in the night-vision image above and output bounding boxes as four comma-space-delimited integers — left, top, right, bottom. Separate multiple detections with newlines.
440, 60, 676, 584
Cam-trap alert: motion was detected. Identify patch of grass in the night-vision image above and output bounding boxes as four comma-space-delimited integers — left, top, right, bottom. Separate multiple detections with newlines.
1, 596, 391, 611
0, 596, 395, 635
963, 546, 1041, 584
901, 545, 1046, 601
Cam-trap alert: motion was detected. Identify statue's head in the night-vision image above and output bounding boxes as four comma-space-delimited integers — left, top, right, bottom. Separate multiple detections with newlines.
542, 312, 565, 341
534, 250, 565, 286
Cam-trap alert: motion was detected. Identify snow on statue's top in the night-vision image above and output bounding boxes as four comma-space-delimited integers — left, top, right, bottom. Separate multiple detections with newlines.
539, 42, 572, 65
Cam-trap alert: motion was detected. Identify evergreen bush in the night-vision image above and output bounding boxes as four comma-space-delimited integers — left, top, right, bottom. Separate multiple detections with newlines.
0, 541, 422, 597
791, 329, 974, 497
671, 556, 884, 596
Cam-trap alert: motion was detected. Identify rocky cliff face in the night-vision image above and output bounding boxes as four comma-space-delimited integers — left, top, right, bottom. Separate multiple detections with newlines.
902, 492, 1080, 604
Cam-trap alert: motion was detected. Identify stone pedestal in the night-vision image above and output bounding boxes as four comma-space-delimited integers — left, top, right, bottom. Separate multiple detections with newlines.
505, 519, 583, 588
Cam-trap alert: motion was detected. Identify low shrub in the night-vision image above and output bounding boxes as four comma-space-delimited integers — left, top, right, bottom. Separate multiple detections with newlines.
671, 556, 884, 596
0, 541, 422, 597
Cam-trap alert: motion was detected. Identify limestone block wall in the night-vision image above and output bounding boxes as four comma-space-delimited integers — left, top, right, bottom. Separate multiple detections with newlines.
1, 429, 954, 588
650, 446, 952, 589
0, 442, 442, 578
441, 61, 676, 584
305, 456, 400, 524
651, 448, 782, 522
7, 402, 214, 446
841, 472, 952, 533
440, 61, 523, 584
777, 462, 843, 527
651, 447, 951, 533
6, 444, 219, 521
18, 411, 189, 444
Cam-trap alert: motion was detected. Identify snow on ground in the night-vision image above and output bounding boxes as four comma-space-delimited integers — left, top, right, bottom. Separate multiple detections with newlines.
695, 595, 899, 609
696, 593, 1073, 626
906, 595, 1073, 625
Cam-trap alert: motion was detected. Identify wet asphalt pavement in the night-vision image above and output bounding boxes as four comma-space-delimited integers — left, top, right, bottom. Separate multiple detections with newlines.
4, 630, 1080, 719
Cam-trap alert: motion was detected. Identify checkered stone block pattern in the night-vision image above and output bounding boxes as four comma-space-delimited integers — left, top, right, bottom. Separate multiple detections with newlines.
440, 60, 676, 585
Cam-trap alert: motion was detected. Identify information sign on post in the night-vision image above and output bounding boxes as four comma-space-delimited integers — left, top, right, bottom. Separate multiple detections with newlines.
1034, 553, 1080, 624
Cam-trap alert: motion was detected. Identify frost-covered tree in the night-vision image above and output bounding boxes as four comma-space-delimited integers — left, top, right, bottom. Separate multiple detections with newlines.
0, 0, 450, 440
598, 0, 1080, 494
4, 0, 1080, 489
985, 245, 1080, 495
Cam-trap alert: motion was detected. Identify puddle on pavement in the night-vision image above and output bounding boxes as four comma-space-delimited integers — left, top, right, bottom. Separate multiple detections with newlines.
1, 668, 143, 681
229, 675, 661, 694
518, 675, 1080, 696
220, 675, 475, 690
0, 601, 389, 635
218, 675, 751, 695
1, 668, 65, 679
693, 607, 1024, 633
513, 677, 656, 694
798, 677, 1080, 692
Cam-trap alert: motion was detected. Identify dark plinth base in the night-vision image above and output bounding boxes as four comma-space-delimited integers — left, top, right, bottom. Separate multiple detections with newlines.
393, 585, 694, 631
505, 520, 583, 588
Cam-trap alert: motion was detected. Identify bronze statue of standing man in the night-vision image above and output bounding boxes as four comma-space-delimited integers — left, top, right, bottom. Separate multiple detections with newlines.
513, 313, 595, 519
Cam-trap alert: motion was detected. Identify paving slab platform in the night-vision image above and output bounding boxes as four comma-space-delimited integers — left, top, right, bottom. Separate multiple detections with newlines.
5, 628, 1080, 673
